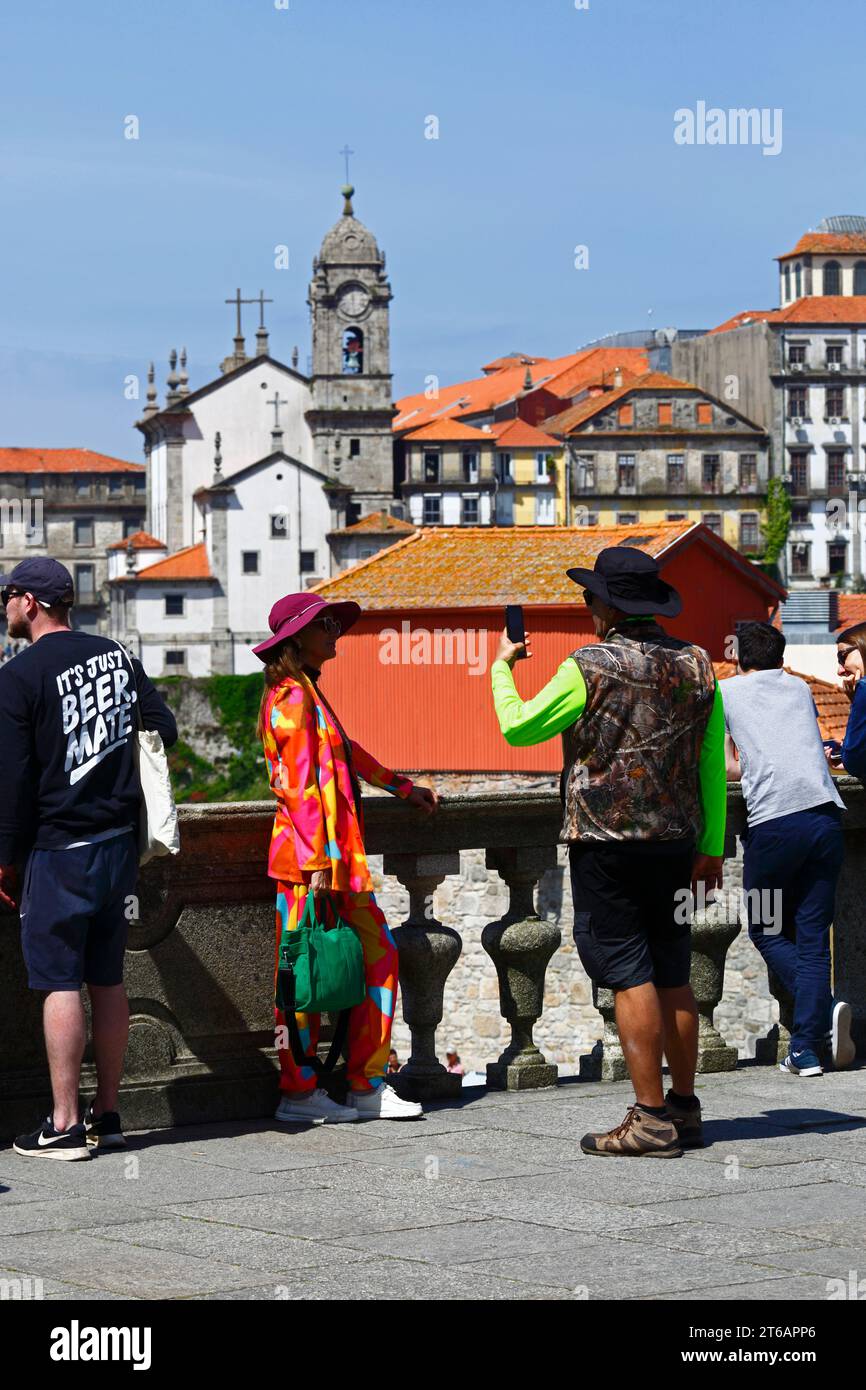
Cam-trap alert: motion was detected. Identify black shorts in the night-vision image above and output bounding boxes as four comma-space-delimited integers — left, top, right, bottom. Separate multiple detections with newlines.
19, 831, 139, 991
569, 841, 694, 991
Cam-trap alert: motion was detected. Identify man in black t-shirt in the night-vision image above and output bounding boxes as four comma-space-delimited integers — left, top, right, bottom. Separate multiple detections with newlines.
0, 558, 177, 1160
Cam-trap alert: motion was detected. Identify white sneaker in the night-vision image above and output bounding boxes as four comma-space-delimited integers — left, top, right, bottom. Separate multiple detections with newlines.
347, 1084, 423, 1120
831, 1000, 856, 1070
275, 1090, 359, 1125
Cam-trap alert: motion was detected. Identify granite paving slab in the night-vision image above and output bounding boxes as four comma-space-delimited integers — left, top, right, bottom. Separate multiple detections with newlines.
331, 1215, 603, 1267
86, 1216, 375, 1276
165, 1189, 482, 1241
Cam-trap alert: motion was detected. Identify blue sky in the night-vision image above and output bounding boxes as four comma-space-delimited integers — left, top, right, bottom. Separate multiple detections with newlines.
1, 0, 864, 459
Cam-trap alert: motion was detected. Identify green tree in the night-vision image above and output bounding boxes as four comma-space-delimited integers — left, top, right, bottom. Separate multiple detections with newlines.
760, 477, 791, 566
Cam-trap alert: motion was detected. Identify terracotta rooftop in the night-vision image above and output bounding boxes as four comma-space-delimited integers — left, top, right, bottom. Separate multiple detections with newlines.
481, 353, 540, 373
835, 595, 866, 633
310, 521, 703, 609
330, 511, 416, 536
542, 371, 706, 437
710, 297, 866, 333
133, 542, 213, 582
0, 448, 144, 475
487, 419, 562, 449
393, 348, 650, 434
777, 232, 866, 260
402, 419, 493, 444
107, 530, 165, 552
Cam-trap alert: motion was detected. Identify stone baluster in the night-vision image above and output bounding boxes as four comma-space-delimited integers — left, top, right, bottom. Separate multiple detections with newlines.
586, 884, 741, 1080
754, 970, 793, 1064
691, 901, 740, 1071
382, 852, 462, 1099
482, 846, 561, 1089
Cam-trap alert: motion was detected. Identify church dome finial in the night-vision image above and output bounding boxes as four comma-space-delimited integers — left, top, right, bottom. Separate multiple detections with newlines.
341, 183, 355, 216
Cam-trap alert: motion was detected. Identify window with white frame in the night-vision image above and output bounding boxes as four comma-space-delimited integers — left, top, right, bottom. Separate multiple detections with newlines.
423, 495, 441, 525
535, 493, 555, 524
496, 452, 513, 483
536, 451, 549, 483
461, 495, 479, 524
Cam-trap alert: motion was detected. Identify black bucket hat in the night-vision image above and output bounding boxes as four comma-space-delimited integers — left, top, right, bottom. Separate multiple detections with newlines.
566, 546, 682, 618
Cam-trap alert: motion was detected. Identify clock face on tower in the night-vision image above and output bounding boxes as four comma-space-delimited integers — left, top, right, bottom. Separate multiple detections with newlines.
337, 284, 371, 320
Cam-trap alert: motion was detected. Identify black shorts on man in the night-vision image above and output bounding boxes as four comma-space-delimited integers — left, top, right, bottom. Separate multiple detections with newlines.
569, 840, 694, 991
19, 830, 139, 990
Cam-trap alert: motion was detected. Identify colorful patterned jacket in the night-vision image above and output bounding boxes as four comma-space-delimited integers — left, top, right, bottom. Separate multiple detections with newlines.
261, 672, 414, 890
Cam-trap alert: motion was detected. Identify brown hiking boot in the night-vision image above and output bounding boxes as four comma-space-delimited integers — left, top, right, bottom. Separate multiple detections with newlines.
580, 1104, 683, 1158
665, 1090, 704, 1149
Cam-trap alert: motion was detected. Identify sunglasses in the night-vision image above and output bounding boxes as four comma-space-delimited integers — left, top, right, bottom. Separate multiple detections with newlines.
0, 588, 25, 607
314, 615, 342, 635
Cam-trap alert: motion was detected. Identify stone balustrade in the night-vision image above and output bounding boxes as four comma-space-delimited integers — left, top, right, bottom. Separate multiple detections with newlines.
1, 780, 863, 1138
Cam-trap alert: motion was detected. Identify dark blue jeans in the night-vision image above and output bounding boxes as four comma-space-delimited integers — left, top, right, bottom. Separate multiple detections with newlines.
742, 801, 844, 1054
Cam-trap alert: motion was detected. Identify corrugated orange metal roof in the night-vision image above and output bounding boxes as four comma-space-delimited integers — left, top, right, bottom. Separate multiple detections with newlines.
0, 447, 144, 474
134, 542, 213, 581
107, 530, 165, 551
311, 521, 698, 609
778, 233, 866, 259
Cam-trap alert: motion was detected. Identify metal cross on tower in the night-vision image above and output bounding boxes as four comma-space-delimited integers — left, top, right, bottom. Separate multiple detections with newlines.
339, 144, 354, 184
224, 288, 257, 339
254, 289, 273, 327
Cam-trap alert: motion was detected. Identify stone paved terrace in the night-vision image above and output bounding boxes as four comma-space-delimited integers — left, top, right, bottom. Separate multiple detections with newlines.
2, 1065, 866, 1302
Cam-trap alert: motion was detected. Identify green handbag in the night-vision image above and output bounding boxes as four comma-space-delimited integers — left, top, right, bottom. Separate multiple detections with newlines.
276, 891, 366, 1016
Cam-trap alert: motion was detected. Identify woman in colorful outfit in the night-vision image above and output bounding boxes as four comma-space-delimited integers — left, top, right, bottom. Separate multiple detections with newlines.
254, 592, 438, 1123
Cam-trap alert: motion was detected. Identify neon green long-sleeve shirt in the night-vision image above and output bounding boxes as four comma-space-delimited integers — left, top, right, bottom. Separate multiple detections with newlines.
490, 657, 727, 856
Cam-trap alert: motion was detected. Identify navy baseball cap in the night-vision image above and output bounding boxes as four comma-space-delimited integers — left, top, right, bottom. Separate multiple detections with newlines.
0, 558, 75, 607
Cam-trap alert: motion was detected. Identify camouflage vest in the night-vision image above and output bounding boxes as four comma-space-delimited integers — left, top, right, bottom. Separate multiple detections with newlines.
560, 620, 716, 844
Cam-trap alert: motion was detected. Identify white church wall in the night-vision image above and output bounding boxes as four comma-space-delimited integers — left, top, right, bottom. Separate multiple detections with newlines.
225, 461, 331, 634
178, 363, 313, 548
134, 586, 215, 636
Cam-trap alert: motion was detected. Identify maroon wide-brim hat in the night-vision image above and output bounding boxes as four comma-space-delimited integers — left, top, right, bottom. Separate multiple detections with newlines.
251, 592, 361, 662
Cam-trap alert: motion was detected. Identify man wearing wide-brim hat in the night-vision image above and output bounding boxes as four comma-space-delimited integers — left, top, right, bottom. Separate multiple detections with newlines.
490, 546, 726, 1158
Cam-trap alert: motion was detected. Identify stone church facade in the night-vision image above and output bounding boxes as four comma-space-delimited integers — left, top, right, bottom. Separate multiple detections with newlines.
111, 186, 398, 676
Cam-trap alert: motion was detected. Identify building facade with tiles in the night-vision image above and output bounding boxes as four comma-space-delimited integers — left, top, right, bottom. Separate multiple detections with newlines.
0, 449, 145, 641
674, 215, 866, 589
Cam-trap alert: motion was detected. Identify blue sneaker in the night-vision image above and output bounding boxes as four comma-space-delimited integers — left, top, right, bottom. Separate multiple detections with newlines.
780, 1049, 823, 1077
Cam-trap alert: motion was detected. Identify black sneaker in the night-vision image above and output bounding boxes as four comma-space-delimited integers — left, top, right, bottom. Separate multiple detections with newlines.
13, 1117, 91, 1161
83, 1104, 126, 1150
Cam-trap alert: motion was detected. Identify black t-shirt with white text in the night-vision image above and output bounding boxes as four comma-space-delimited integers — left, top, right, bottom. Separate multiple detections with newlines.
0, 630, 178, 862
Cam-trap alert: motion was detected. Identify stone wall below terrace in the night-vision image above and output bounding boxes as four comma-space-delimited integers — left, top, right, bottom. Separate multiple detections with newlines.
369, 773, 777, 1075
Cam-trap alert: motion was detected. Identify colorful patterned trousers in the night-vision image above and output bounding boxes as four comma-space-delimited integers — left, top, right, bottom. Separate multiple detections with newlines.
273, 878, 399, 1094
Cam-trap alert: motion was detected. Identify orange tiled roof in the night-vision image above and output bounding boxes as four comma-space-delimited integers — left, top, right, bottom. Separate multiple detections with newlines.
402, 419, 493, 444
331, 511, 416, 536
710, 297, 866, 333
777, 233, 866, 260
542, 371, 704, 436
0, 448, 144, 475
134, 542, 213, 581
481, 353, 541, 373
107, 530, 165, 552
836, 595, 866, 633
487, 419, 562, 449
310, 521, 698, 609
540, 350, 649, 401
392, 348, 650, 434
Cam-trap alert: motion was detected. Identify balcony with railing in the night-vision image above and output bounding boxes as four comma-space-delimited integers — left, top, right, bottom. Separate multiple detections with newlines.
2, 783, 864, 1138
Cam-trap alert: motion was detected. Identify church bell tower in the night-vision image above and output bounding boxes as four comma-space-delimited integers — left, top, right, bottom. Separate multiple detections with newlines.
307, 185, 396, 520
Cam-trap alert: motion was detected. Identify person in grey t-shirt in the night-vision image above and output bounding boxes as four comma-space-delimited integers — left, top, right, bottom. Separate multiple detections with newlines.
722, 621, 854, 1076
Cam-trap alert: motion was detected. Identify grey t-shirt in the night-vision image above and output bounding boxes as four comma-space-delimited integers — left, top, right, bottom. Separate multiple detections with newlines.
721, 668, 845, 827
